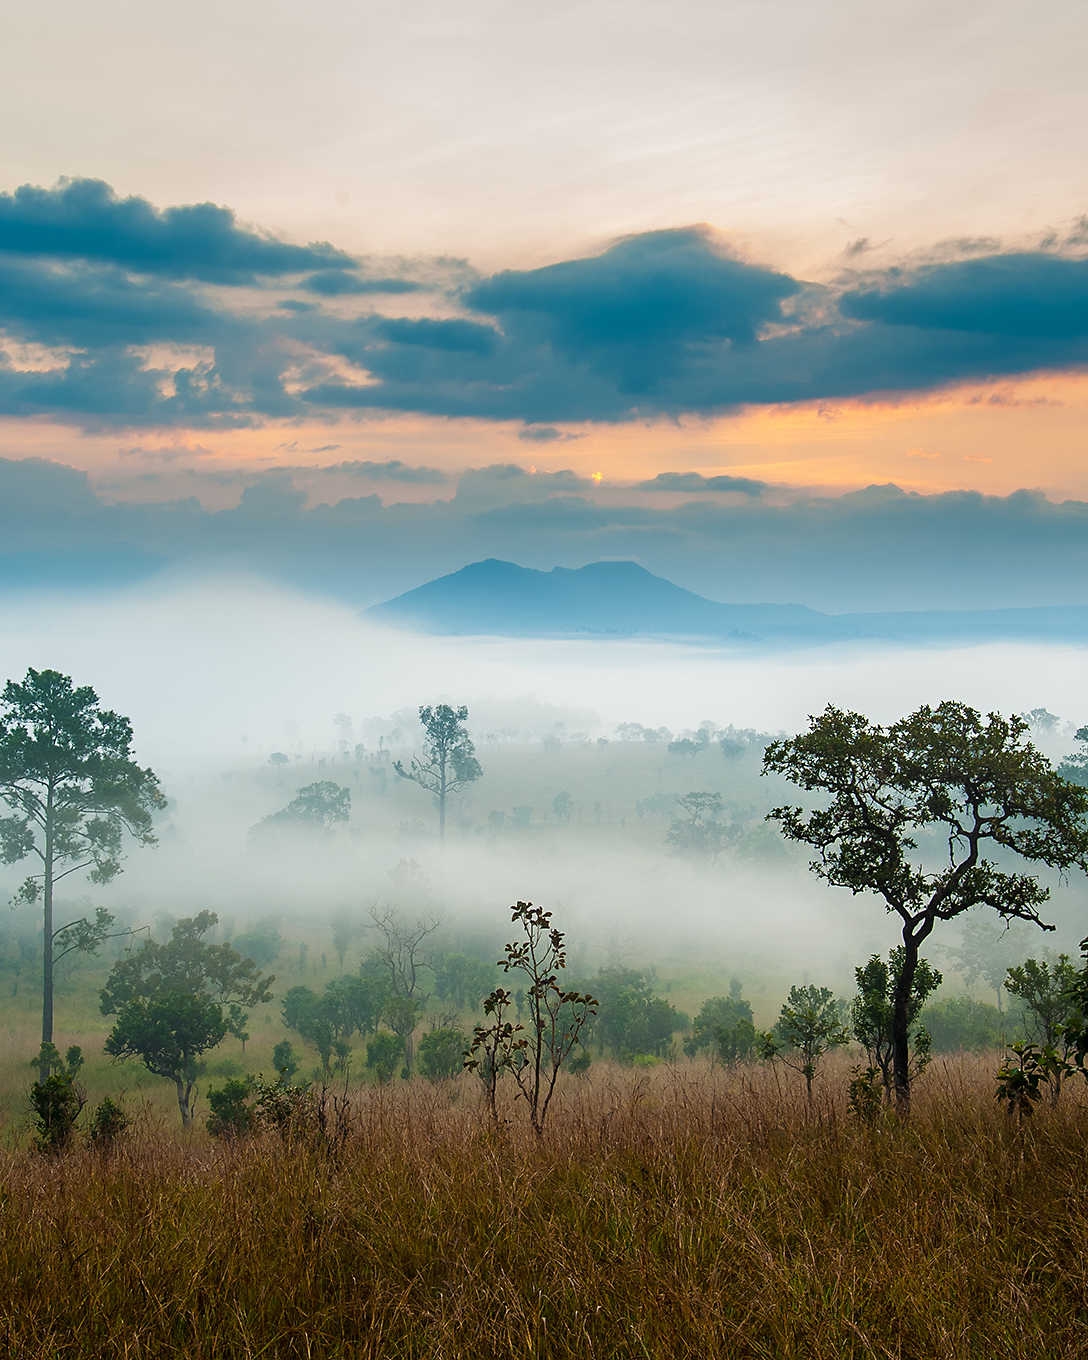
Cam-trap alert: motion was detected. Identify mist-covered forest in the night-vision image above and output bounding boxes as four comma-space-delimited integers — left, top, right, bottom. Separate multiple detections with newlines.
2, 640, 1088, 1357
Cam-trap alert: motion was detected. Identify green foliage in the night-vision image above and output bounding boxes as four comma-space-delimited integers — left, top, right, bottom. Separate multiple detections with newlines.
232, 922, 283, 967
995, 1043, 1057, 1121
282, 974, 382, 1076
394, 704, 483, 838
588, 967, 682, 1061
432, 950, 496, 1012
0, 668, 164, 904
418, 1026, 469, 1081
0, 667, 164, 1076
847, 1065, 883, 1126
666, 791, 731, 858
686, 983, 757, 1062
272, 1040, 299, 1080
1006, 954, 1080, 1044
767, 984, 848, 1100
851, 949, 941, 1100
88, 1096, 129, 1149
29, 1060, 85, 1154
101, 911, 273, 1126
764, 701, 1088, 1113
923, 996, 1008, 1052
206, 1078, 255, 1139
366, 1031, 404, 1084
252, 782, 351, 841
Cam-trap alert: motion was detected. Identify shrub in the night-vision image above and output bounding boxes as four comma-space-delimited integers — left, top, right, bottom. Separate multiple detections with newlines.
206, 1078, 255, 1139
418, 1027, 468, 1082
89, 1097, 130, 1150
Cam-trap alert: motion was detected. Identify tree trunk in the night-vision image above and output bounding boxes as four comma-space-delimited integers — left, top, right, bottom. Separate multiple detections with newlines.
176, 1078, 194, 1127
892, 930, 921, 1117
438, 751, 447, 842
39, 798, 54, 1085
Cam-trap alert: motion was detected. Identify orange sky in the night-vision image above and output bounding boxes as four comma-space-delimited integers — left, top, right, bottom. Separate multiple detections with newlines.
7, 369, 1086, 508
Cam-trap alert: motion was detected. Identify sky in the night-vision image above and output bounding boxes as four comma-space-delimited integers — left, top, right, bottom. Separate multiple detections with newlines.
2, 0, 1088, 607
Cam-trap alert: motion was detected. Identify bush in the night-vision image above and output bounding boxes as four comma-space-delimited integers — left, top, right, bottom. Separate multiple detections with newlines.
29, 1071, 85, 1154
924, 996, 1012, 1053
89, 1097, 130, 1150
366, 1032, 404, 1085
206, 1078, 255, 1139
418, 1027, 468, 1081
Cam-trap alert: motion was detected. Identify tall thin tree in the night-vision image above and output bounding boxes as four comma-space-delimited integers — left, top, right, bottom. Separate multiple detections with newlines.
0, 669, 164, 1079
394, 704, 482, 840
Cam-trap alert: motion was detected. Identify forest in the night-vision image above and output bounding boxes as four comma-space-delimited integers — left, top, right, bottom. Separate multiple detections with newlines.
2, 666, 1088, 1356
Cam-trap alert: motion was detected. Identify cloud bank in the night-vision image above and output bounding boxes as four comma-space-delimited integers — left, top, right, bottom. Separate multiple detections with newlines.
0, 179, 1086, 431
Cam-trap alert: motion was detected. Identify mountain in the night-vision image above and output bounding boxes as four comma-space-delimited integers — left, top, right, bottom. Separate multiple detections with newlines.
369, 558, 1088, 646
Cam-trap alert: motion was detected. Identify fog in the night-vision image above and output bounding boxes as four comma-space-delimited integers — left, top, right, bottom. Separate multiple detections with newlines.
1, 573, 1086, 1008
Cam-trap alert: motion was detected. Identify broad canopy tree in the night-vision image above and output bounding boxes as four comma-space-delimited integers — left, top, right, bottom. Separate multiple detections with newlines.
101, 911, 273, 1125
395, 704, 482, 840
764, 702, 1088, 1114
0, 668, 164, 1078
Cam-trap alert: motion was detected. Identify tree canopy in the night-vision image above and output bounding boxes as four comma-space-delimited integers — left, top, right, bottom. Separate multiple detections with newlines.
764, 701, 1088, 1113
0, 667, 164, 1077
395, 704, 482, 839
101, 911, 273, 1125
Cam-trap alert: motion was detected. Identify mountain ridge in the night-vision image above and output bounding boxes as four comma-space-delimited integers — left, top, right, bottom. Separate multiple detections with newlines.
368, 559, 1088, 646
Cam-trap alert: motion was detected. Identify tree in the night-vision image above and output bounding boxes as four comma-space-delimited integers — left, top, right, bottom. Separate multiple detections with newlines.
366, 907, 438, 1072
0, 668, 165, 1079
588, 967, 682, 1061
466, 901, 597, 1136
764, 702, 1088, 1114
766, 984, 848, 1102
394, 704, 482, 840
852, 950, 942, 1104
282, 975, 383, 1077
418, 1025, 469, 1081
666, 792, 731, 858
251, 781, 351, 841
686, 983, 757, 1063
1004, 954, 1082, 1104
101, 911, 273, 1126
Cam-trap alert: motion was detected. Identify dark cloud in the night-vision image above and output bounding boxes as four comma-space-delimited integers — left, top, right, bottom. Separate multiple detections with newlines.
635, 472, 767, 496
518, 426, 580, 443
301, 269, 423, 296
0, 178, 351, 283
2, 184, 1088, 430
466, 228, 798, 350
373, 316, 497, 354
842, 253, 1088, 338
0, 257, 229, 349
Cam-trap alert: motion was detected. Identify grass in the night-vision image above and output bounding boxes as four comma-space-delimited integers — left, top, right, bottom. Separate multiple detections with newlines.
2, 1056, 1087, 1358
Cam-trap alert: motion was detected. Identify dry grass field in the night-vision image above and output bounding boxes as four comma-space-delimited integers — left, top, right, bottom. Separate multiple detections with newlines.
2, 1054, 1086, 1359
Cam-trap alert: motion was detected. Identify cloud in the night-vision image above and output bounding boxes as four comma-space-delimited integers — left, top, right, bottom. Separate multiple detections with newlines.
320, 459, 450, 484
5, 456, 1088, 613
841, 253, 1088, 338
518, 426, 580, 443
635, 472, 767, 496
0, 178, 351, 283
301, 269, 423, 296
373, 316, 497, 354
2, 181, 1088, 430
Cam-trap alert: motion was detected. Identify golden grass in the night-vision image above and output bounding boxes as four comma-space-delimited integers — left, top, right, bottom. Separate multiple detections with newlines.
2, 1056, 1087, 1359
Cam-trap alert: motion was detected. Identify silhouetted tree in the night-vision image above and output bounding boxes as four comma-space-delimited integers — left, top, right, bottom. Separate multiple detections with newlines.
0, 668, 164, 1079
395, 704, 482, 839
765, 702, 1088, 1114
